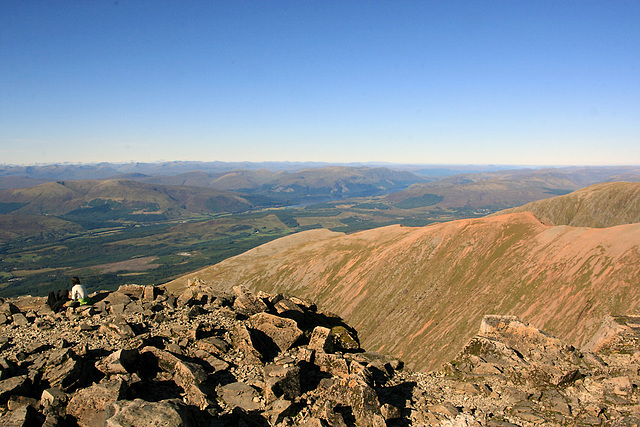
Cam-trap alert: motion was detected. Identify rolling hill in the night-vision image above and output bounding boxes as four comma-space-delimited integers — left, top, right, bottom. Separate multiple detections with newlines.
496, 181, 640, 227
165, 185, 640, 372
137, 166, 423, 204
0, 179, 257, 218
383, 167, 640, 209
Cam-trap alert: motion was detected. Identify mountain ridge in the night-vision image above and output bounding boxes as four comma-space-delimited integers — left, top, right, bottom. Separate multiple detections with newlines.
495, 181, 640, 227
165, 209, 640, 371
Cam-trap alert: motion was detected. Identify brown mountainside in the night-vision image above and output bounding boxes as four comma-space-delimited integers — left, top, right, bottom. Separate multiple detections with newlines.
166, 212, 640, 372
496, 181, 640, 228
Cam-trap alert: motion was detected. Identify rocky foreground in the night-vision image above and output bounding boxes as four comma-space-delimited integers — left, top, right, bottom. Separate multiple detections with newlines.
1, 279, 640, 426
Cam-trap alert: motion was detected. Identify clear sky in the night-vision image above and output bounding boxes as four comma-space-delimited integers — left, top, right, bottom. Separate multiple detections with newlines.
1, 1, 639, 166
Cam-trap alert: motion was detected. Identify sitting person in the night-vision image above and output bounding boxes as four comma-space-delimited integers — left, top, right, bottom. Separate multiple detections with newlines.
47, 289, 70, 313
69, 276, 92, 306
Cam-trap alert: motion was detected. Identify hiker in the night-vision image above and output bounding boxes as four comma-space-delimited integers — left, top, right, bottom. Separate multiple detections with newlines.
69, 276, 92, 306
47, 289, 70, 313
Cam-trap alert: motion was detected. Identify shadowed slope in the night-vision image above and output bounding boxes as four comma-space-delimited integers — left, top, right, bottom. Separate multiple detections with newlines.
497, 181, 640, 228
165, 212, 640, 371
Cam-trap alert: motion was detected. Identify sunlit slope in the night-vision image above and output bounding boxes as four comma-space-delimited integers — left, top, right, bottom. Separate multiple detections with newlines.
165, 212, 640, 372
497, 181, 640, 228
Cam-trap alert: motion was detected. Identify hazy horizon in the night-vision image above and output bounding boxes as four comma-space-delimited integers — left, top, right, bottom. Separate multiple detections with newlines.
2, 1, 639, 166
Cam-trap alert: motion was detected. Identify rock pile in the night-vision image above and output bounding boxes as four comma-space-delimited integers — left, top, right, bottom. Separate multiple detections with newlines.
0, 280, 639, 426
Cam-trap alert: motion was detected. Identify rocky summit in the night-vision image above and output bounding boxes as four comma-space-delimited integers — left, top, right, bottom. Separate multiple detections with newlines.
1, 280, 640, 426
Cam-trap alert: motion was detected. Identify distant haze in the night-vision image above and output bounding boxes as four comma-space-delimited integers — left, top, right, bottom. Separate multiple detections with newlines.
1, 1, 639, 165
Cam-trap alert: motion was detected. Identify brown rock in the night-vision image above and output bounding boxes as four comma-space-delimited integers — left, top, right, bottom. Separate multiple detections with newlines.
97, 349, 138, 375
219, 381, 261, 411
315, 351, 350, 377
233, 285, 268, 316
196, 336, 229, 355
40, 388, 68, 409
264, 399, 296, 426
11, 313, 29, 326
263, 364, 301, 403
308, 326, 334, 353
232, 324, 263, 365
116, 284, 145, 300
0, 375, 28, 401
105, 398, 205, 427
67, 378, 128, 427
249, 312, 304, 352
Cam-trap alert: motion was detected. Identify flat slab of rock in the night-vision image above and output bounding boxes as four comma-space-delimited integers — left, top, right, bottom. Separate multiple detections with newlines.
67, 379, 127, 427
219, 381, 261, 411
105, 398, 205, 427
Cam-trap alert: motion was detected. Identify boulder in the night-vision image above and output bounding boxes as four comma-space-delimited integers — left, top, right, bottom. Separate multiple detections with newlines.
264, 398, 296, 426
249, 312, 304, 352
309, 326, 334, 353
263, 364, 301, 403
99, 318, 136, 339
116, 284, 146, 300
11, 313, 29, 327
196, 336, 229, 355
233, 285, 268, 316
142, 285, 157, 302
105, 398, 206, 427
66, 378, 128, 427
101, 292, 132, 307
315, 351, 350, 378
0, 375, 28, 401
0, 405, 44, 426
97, 349, 138, 375
219, 381, 261, 411
43, 348, 84, 392
40, 387, 68, 410
232, 324, 264, 365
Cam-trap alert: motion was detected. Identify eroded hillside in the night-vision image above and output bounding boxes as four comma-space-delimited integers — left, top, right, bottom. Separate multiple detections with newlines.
497, 181, 640, 227
166, 212, 640, 372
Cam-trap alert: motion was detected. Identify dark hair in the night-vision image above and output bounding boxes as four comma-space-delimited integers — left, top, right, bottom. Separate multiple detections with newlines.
72, 277, 80, 285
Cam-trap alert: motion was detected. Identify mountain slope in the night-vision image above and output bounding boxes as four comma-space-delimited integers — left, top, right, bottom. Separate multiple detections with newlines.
384, 167, 640, 210
138, 166, 423, 203
165, 212, 640, 371
496, 181, 640, 227
0, 179, 255, 217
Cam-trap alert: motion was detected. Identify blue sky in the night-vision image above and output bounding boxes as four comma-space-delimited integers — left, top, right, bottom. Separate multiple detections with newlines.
1, 1, 639, 166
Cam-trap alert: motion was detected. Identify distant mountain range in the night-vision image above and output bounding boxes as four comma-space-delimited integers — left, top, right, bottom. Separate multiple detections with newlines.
0, 161, 475, 184
384, 166, 640, 209
165, 182, 640, 371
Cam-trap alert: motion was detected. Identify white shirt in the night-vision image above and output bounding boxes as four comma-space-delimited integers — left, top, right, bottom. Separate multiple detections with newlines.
71, 284, 88, 301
